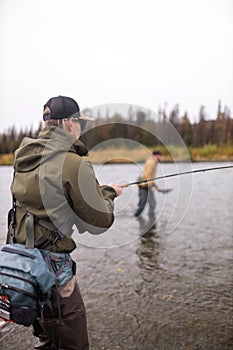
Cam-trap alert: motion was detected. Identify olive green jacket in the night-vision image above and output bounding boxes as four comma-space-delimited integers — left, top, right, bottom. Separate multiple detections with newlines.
7, 127, 116, 253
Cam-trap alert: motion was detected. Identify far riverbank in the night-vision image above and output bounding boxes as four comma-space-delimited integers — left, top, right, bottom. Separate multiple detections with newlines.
0, 144, 233, 165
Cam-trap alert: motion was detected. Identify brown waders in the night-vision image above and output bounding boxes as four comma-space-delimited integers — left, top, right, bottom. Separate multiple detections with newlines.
33, 278, 89, 350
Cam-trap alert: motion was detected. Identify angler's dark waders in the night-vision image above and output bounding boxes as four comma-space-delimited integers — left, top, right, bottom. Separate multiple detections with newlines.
33, 281, 89, 350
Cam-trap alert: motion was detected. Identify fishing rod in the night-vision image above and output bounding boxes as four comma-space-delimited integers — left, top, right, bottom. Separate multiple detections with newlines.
119, 165, 233, 188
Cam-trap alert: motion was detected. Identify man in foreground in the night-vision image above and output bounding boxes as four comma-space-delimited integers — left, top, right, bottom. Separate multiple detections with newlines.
7, 96, 122, 349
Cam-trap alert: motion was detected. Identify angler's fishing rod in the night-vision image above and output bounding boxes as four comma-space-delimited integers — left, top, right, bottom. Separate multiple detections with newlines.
119, 165, 233, 188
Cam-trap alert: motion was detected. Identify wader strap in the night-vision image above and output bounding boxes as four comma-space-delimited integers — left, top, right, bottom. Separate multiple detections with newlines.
37, 219, 66, 249
37, 219, 73, 239
25, 213, 35, 248
15, 199, 73, 248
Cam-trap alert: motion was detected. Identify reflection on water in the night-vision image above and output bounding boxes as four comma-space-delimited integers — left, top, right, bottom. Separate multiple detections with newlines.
136, 216, 160, 281
137, 214, 157, 233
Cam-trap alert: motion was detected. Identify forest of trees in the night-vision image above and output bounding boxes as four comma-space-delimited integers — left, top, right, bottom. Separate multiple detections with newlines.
0, 101, 232, 154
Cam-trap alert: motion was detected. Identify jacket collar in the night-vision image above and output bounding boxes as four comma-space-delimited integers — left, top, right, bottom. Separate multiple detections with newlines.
38, 126, 89, 157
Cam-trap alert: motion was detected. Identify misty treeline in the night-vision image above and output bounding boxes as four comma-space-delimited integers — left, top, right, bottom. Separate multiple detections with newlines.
0, 101, 232, 154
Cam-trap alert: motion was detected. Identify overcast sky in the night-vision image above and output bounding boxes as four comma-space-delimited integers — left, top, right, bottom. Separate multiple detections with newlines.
0, 0, 233, 132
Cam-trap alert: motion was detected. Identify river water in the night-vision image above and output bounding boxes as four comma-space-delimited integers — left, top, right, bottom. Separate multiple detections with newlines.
0, 163, 233, 350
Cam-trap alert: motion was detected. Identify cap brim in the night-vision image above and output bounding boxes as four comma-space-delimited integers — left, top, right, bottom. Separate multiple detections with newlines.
79, 112, 94, 121
70, 111, 94, 121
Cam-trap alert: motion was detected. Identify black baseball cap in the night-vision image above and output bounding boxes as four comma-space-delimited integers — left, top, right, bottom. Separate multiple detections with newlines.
43, 96, 93, 121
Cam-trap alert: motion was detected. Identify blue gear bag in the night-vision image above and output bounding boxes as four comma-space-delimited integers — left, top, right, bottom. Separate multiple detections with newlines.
0, 243, 74, 327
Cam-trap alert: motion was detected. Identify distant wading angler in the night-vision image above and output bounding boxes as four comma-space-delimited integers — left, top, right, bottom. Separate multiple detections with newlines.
6, 96, 122, 349
134, 150, 162, 217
